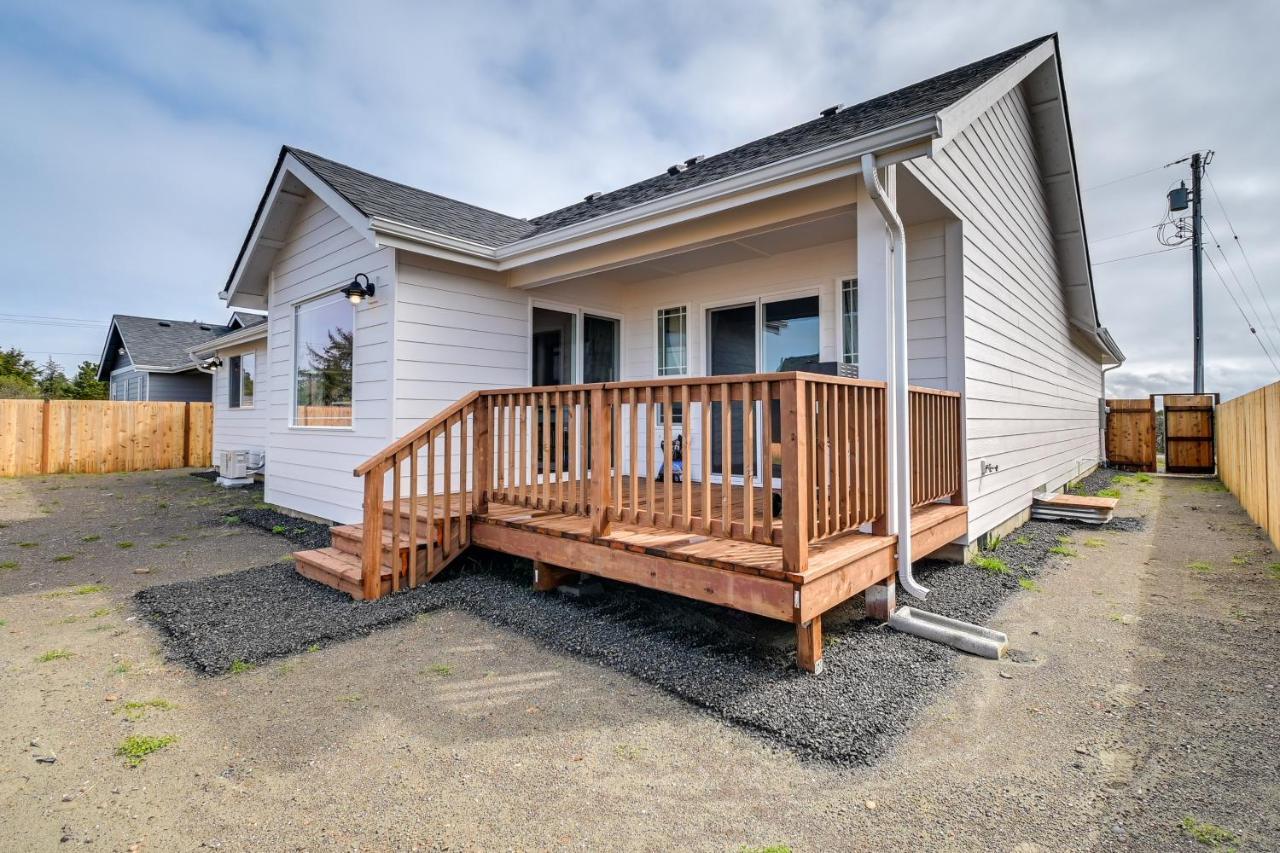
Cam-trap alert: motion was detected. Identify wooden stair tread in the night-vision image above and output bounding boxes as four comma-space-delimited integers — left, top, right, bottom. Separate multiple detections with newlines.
294, 547, 388, 581
331, 524, 435, 549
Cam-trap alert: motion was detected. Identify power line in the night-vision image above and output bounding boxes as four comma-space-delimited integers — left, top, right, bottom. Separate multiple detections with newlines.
0, 312, 106, 324
1204, 217, 1280, 357
1092, 246, 1183, 266
1204, 250, 1280, 376
1088, 224, 1161, 244
1083, 164, 1170, 191
1204, 173, 1280, 347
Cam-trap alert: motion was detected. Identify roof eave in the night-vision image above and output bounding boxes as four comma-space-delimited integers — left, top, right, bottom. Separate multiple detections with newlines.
186, 322, 270, 359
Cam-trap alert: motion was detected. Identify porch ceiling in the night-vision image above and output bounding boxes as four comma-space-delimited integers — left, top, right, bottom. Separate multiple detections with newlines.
600, 210, 857, 282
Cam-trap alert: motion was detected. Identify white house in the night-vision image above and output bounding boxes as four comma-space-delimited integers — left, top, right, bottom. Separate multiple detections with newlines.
196, 33, 1122, 553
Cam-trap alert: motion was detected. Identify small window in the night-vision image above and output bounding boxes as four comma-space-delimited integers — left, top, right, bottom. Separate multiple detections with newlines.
228, 352, 255, 409
657, 306, 688, 377
841, 278, 858, 367
294, 293, 353, 427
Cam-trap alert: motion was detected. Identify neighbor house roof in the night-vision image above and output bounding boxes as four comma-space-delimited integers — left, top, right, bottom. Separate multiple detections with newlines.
277, 35, 1050, 250
96, 315, 232, 380
229, 311, 266, 329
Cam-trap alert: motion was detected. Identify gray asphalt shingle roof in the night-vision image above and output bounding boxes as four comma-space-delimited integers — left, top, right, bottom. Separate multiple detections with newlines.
284, 36, 1049, 249
109, 315, 231, 371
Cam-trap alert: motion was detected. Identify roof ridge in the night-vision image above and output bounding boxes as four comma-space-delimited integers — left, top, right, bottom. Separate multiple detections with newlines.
112, 314, 228, 328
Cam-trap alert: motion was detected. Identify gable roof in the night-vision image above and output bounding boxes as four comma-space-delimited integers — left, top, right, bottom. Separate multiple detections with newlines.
96, 315, 231, 380
229, 311, 266, 329
282, 36, 1049, 251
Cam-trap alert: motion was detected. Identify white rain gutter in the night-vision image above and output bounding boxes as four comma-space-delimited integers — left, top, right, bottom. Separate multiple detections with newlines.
861, 152, 928, 600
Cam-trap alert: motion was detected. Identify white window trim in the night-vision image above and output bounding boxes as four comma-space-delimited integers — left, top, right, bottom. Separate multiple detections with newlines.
528, 299, 624, 385
654, 304, 690, 379
290, 291, 355, 431
837, 275, 858, 368
228, 352, 256, 410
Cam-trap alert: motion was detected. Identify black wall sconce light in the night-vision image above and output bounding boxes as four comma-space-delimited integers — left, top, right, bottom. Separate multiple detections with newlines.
342, 273, 376, 305
203, 356, 223, 372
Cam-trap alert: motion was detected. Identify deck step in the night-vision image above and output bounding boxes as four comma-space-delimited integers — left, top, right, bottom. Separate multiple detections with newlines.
1031, 492, 1117, 524
294, 547, 386, 600
331, 524, 435, 572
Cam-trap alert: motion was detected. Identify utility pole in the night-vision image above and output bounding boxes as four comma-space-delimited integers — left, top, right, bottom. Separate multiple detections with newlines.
1190, 152, 1205, 393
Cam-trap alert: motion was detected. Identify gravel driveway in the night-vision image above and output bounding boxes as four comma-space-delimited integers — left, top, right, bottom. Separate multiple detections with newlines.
1, 469, 1276, 851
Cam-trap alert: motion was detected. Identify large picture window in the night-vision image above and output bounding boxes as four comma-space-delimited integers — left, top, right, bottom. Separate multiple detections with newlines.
841, 278, 858, 367
228, 352, 255, 409
294, 294, 353, 427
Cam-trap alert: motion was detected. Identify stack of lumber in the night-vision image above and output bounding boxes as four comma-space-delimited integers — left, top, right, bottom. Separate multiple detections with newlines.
1030, 492, 1118, 524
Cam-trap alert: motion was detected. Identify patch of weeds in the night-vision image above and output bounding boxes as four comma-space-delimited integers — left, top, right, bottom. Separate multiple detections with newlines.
986, 534, 1003, 551
151, 542, 168, 549
51, 554, 75, 563
1049, 545, 1077, 557
423, 663, 453, 677
18, 542, 38, 548
0, 619, 6, 627
254, 502, 273, 510
155, 501, 169, 510
1018, 578, 1041, 592
1188, 561, 1214, 573
337, 693, 363, 703
72, 584, 104, 595
1135, 473, 1152, 484
111, 661, 133, 674
187, 496, 216, 507
90, 607, 111, 618
1179, 816, 1237, 849
116, 734, 176, 767
1096, 488, 1122, 498
1084, 538, 1106, 548
1230, 555, 1248, 566
1229, 605, 1248, 621
972, 555, 1010, 574
1111, 475, 1137, 487
224, 515, 241, 525
271, 525, 287, 534
81, 534, 101, 543
117, 698, 176, 721
1268, 563, 1280, 580
0, 560, 17, 571
171, 534, 189, 542
228, 660, 254, 674
614, 743, 646, 761
414, 612, 432, 623
1012, 535, 1031, 546
59, 615, 80, 624
36, 649, 74, 662
1056, 535, 1072, 544
116, 541, 135, 549
305, 643, 321, 653
1194, 482, 1228, 493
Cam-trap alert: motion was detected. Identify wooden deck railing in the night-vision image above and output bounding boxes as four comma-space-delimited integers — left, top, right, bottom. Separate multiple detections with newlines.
353, 372, 965, 596
909, 386, 964, 506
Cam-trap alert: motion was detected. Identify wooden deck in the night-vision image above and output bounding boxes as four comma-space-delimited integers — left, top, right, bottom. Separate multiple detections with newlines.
292, 372, 969, 673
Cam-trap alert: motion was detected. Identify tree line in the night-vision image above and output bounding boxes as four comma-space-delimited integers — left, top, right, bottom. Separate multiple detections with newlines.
0, 347, 108, 400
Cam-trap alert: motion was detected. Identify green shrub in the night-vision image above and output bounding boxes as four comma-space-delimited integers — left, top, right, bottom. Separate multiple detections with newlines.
116, 734, 176, 767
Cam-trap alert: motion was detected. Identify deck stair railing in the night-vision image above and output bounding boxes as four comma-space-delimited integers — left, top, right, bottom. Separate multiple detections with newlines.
352, 373, 964, 600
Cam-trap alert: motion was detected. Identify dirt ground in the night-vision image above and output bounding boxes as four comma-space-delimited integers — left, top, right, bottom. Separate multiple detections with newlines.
1, 470, 1277, 852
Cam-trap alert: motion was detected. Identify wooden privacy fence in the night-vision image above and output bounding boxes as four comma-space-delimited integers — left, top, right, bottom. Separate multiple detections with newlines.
0, 399, 213, 476
1217, 382, 1280, 549
1105, 398, 1157, 471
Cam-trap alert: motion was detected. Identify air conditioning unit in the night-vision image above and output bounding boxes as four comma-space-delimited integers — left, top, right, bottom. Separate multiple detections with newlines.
217, 450, 254, 487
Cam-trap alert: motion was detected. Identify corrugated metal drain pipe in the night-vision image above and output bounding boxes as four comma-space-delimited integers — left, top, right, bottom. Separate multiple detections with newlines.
861, 153, 1008, 660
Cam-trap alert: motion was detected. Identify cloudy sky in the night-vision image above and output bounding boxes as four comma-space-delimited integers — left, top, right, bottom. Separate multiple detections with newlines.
1, 0, 1277, 399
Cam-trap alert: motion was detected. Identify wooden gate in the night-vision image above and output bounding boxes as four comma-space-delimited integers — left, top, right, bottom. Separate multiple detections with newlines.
1163, 393, 1216, 474
1105, 398, 1156, 472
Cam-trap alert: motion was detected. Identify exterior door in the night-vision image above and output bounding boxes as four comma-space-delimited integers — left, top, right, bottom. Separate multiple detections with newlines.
1164, 394, 1216, 474
707, 304, 756, 477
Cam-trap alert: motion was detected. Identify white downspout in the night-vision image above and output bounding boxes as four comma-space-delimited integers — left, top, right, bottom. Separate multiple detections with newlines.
862, 153, 928, 600
1099, 363, 1120, 466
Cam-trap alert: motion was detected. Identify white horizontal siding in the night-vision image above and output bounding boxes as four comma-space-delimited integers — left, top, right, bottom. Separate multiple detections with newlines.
210, 338, 268, 465
910, 84, 1102, 540
263, 191, 395, 523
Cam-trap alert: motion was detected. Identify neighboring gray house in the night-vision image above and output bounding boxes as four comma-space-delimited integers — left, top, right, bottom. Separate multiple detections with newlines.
96, 313, 264, 401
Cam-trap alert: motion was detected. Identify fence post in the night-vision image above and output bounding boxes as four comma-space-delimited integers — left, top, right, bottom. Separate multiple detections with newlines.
182, 402, 192, 467
473, 397, 491, 516
781, 377, 810, 574
362, 466, 386, 600
590, 388, 612, 538
40, 398, 52, 474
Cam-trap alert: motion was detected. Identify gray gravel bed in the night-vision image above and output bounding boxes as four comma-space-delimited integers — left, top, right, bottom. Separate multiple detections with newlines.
224, 507, 331, 550
136, 509, 1141, 766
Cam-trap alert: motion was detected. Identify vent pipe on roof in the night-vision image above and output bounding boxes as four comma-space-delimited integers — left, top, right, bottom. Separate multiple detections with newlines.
820, 104, 843, 118
666, 163, 687, 176
684, 155, 705, 167
583, 192, 602, 203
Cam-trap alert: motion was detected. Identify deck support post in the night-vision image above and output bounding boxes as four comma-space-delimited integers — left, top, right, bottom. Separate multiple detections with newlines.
532, 560, 574, 592
590, 388, 612, 538
474, 398, 491, 517
796, 616, 824, 674
780, 377, 810, 574
361, 465, 386, 600
865, 575, 896, 621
